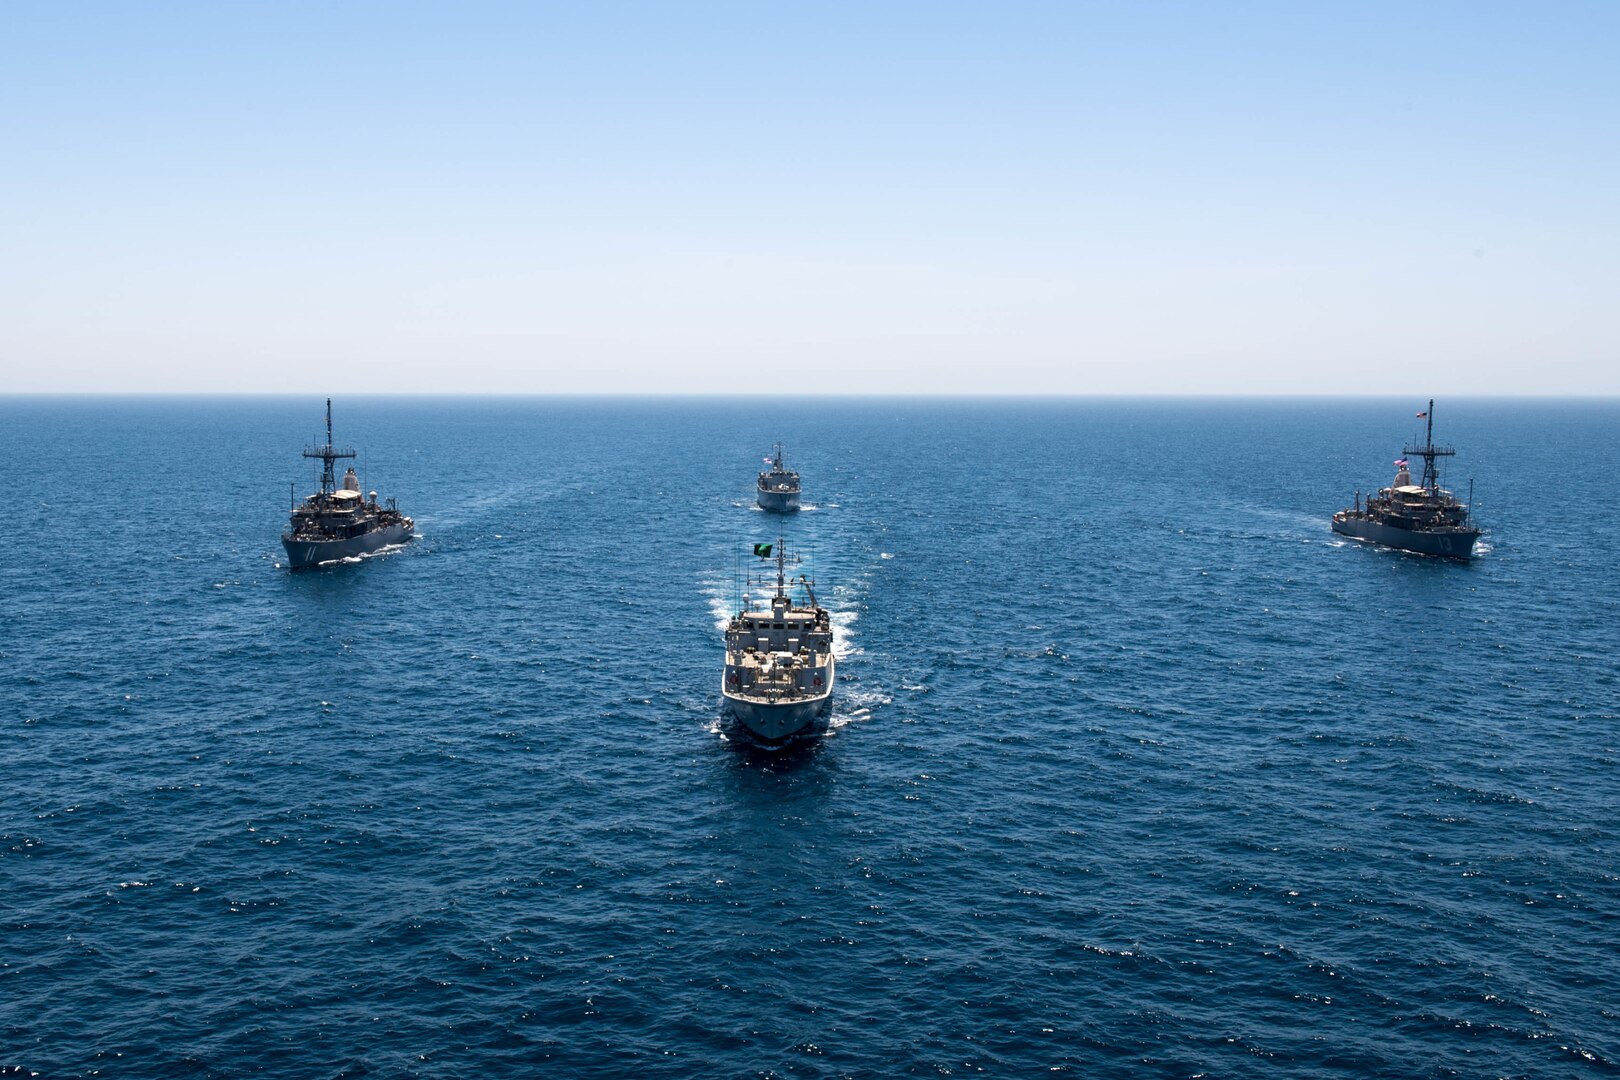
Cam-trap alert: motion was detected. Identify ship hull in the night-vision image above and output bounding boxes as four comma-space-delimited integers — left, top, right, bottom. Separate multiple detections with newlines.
1332, 517, 1478, 560
757, 487, 800, 513
722, 657, 835, 746
282, 523, 414, 569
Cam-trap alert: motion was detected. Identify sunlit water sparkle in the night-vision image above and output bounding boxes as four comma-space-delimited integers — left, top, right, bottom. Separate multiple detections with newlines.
1, 396, 1617, 1078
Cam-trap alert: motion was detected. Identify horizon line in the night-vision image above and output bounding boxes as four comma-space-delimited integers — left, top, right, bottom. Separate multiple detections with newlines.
4, 390, 1618, 400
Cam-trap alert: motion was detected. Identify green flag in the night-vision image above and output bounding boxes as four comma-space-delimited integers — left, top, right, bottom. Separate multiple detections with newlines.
753, 543, 773, 558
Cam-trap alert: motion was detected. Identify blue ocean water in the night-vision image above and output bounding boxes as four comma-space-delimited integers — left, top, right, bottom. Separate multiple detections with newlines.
1, 396, 1617, 1078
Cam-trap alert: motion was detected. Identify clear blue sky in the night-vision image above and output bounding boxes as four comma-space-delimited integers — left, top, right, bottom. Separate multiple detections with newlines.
3, 1, 1616, 393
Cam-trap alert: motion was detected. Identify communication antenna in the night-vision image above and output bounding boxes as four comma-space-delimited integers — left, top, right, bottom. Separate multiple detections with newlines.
301, 397, 357, 498
1401, 398, 1455, 492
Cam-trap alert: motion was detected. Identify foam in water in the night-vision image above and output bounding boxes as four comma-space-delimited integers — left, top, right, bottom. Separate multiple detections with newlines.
830, 610, 860, 659
6, 397, 1613, 1079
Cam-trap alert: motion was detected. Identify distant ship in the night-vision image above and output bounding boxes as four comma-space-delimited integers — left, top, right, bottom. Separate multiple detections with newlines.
282, 399, 414, 570
1332, 399, 1481, 560
722, 539, 835, 745
757, 443, 801, 512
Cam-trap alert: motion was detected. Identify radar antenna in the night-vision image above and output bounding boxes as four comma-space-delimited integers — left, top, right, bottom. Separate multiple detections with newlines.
302, 397, 357, 497
743, 537, 808, 603
1401, 398, 1455, 492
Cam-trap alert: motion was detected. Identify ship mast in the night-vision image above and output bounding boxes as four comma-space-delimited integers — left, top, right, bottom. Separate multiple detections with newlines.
1402, 398, 1454, 492
744, 536, 813, 607
303, 397, 357, 497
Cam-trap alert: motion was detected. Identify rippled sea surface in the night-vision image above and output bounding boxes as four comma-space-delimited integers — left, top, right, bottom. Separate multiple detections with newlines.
2, 397, 1617, 1078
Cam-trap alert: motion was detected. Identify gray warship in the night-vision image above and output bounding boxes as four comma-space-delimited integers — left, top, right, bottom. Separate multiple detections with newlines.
281, 399, 414, 570
756, 443, 801, 512
1332, 399, 1480, 560
722, 539, 835, 745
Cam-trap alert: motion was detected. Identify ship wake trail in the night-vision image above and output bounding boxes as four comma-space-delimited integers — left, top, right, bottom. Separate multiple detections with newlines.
830, 610, 860, 661
699, 574, 736, 633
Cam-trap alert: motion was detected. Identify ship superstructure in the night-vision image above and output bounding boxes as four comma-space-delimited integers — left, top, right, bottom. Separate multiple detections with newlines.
756, 443, 801, 513
1332, 399, 1480, 560
281, 399, 414, 569
722, 539, 835, 745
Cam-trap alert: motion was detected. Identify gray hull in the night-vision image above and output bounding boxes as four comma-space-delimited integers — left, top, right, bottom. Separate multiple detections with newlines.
757, 488, 800, 513
1332, 517, 1478, 560
282, 523, 414, 569
722, 674, 833, 744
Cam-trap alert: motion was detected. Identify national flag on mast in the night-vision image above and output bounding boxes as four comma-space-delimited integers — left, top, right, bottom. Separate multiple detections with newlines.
1416, 410, 1428, 418
753, 543, 773, 558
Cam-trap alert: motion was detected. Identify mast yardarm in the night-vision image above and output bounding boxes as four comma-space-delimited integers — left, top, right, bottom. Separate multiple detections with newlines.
302, 397, 357, 496
1402, 398, 1456, 492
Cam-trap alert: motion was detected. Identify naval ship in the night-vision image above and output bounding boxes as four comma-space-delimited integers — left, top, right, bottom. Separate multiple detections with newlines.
757, 443, 801, 512
722, 539, 835, 745
1332, 399, 1480, 560
281, 399, 414, 570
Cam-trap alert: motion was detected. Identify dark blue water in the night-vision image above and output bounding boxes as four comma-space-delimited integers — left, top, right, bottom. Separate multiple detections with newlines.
2, 397, 1617, 1078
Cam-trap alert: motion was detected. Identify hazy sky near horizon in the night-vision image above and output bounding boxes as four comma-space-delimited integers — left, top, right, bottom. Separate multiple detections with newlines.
3, 2, 1616, 394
